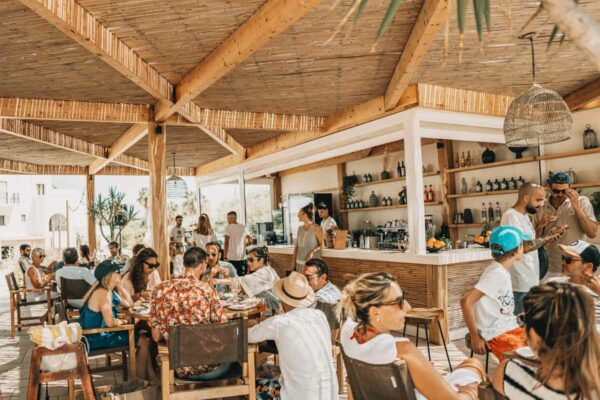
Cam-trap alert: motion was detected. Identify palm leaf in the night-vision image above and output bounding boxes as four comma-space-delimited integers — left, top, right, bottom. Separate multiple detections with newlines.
473, 0, 485, 41
483, 0, 491, 32
354, 0, 369, 23
457, 0, 467, 34
547, 24, 560, 49
375, 0, 405, 40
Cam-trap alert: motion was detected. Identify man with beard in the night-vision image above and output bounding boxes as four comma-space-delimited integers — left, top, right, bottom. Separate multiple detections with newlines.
534, 171, 598, 280
501, 182, 568, 314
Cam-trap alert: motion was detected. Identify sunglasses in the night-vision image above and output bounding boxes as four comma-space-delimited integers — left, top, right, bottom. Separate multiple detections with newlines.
144, 261, 160, 269
207, 252, 219, 257
552, 189, 567, 194
375, 293, 405, 309
247, 257, 262, 263
561, 255, 581, 265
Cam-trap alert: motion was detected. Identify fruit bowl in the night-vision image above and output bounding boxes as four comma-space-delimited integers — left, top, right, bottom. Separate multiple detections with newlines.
427, 246, 444, 253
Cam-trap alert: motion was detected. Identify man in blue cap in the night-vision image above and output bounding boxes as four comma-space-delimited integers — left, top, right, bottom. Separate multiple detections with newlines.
461, 226, 528, 361
534, 171, 597, 280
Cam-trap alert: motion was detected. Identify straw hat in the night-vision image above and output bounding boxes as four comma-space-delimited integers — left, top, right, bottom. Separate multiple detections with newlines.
273, 271, 315, 308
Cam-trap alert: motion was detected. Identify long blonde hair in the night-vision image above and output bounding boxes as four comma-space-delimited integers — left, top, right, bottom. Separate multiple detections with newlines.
336, 272, 399, 327
82, 272, 116, 307
522, 282, 600, 399
195, 213, 213, 235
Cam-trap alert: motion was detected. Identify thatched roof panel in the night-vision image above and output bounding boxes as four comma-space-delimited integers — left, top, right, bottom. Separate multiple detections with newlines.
0, 131, 97, 165
23, 120, 128, 147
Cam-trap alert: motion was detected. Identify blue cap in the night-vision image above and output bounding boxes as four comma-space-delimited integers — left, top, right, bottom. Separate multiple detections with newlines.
548, 171, 570, 185
489, 226, 531, 254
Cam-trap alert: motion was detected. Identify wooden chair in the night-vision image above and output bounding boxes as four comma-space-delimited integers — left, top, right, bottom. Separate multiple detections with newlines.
27, 343, 95, 400
465, 332, 492, 373
6, 272, 55, 338
54, 302, 136, 380
159, 319, 256, 400
60, 277, 91, 307
402, 307, 453, 371
478, 381, 507, 400
341, 346, 417, 400
315, 300, 344, 394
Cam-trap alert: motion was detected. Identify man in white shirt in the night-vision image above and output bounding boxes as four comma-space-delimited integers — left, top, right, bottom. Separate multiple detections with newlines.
18, 243, 32, 274
223, 211, 250, 276
302, 258, 342, 307
169, 215, 187, 245
317, 202, 337, 233
249, 271, 338, 400
500, 182, 567, 314
55, 247, 96, 308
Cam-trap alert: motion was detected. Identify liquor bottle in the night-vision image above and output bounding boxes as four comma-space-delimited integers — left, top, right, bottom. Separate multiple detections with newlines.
428, 185, 435, 202
517, 176, 525, 188
397, 162, 401, 178
485, 180, 493, 192
368, 173, 373, 182
363, 174, 368, 183
388, 196, 393, 206
475, 181, 483, 193
488, 202, 494, 222
493, 179, 501, 191
501, 178, 509, 191
401, 161, 406, 177
460, 152, 466, 168
481, 203, 488, 223
465, 150, 473, 167
424, 186, 429, 202
495, 202, 502, 222
509, 177, 517, 190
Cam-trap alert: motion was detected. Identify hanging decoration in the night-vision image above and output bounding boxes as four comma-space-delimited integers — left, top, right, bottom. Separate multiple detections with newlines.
166, 153, 188, 199
503, 32, 572, 146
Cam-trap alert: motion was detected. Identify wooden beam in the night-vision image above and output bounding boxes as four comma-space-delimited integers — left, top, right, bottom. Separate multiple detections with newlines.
147, 123, 170, 280
86, 173, 97, 254
195, 154, 245, 177
89, 124, 148, 174
323, 97, 385, 133
565, 78, 600, 111
154, 0, 324, 121
167, 106, 324, 133
0, 97, 150, 123
198, 127, 245, 156
384, 0, 449, 110
418, 83, 513, 117
19, 0, 173, 101
0, 159, 194, 176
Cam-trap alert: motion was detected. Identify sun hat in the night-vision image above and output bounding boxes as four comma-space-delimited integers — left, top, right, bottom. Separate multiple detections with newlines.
94, 260, 122, 281
273, 271, 315, 308
558, 240, 600, 269
489, 225, 531, 255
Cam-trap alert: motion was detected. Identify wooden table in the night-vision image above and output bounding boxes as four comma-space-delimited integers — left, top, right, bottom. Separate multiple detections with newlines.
125, 305, 261, 321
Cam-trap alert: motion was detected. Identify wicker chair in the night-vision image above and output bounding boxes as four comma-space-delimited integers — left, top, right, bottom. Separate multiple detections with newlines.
5, 272, 55, 338
54, 302, 136, 380
341, 346, 417, 400
159, 319, 256, 400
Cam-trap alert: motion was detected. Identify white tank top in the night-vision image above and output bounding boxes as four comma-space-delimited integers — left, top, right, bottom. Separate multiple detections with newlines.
25, 266, 45, 302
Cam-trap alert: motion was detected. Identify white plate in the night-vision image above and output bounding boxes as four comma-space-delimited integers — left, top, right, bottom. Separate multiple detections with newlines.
227, 304, 254, 311
516, 346, 535, 358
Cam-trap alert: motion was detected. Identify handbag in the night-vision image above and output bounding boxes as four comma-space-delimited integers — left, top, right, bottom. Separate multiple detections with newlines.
538, 247, 549, 281
29, 321, 83, 372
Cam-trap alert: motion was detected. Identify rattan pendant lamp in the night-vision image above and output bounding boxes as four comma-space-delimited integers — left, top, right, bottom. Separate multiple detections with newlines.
166, 152, 188, 199
503, 32, 572, 146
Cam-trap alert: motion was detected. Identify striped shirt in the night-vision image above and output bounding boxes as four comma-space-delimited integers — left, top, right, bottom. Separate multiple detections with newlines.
314, 281, 342, 305
504, 359, 576, 400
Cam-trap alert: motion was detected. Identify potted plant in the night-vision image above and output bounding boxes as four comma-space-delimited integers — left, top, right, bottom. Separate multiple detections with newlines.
591, 192, 600, 220
342, 175, 358, 201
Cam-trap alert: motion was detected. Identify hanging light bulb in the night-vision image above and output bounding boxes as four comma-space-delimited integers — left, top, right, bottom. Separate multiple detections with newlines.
166, 152, 188, 199
503, 32, 572, 146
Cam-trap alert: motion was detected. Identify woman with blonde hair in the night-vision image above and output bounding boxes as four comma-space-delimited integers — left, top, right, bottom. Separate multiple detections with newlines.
192, 213, 217, 250
493, 281, 600, 399
338, 272, 484, 400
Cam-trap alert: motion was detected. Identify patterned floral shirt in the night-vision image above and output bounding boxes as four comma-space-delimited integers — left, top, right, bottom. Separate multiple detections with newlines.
149, 274, 224, 377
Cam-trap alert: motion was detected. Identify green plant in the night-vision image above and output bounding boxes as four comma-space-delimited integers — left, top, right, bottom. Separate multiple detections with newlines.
89, 186, 138, 244
342, 175, 359, 200
591, 192, 600, 220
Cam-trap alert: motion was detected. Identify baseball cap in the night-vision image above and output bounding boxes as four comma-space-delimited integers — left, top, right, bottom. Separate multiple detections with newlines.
94, 260, 122, 281
317, 202, 329, 210
548, 171, 570, 185
489, 226, 531, 254
558, 240, 600, 269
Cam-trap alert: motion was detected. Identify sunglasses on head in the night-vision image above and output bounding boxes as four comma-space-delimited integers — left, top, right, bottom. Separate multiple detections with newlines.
144, 261, 160, 269
561, 255, 581, 265
552, 189, 567, 194
374, 293, 405, 309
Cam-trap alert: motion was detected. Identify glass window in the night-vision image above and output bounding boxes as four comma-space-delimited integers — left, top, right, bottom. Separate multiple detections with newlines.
199, 183, 240, 240
0, 216, 5, 226
245, 183, 272, 235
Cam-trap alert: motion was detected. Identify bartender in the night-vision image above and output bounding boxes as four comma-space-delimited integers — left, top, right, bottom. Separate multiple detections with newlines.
535, 171, 598, 280
317, 202, 337, 232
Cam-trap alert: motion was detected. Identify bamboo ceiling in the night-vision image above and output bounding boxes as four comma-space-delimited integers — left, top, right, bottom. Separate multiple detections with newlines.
0, 0, 599, 174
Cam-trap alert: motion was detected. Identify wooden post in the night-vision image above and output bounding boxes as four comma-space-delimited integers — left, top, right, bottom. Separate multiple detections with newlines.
336, 163, 348, 229
86, 174, 96, 254
148, 123, 170, 281
405, 118, 426, 254
271, 173, 282, 210
437, 140, 457, 244
65, 200, 70, 247
239, 170, 247, 226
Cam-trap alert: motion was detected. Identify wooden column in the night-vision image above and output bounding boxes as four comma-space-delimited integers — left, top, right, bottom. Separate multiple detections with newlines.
437, 140, 456, 244
271, 173, 282, 210
336, 163, 348, 229
239, 169, 247, 226
148, 123, 170, 280
405, 118, 426, 254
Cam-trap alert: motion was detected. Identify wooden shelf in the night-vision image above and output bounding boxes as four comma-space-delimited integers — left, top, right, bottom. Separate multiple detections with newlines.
340, 201, 443, 213
571, 181, 600, 189
447, 190, 518, 199
445, 147, 600, 174
449, 223, 484, 228
354, 171, 440, 188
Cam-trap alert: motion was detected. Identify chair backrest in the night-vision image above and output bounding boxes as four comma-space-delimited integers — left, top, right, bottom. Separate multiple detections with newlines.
341, 346, 417, 400
54, 302, 70, 323
478, 382, 507, 400
5, 272, 23, 302
168, 319, 248, 370
315, 300, 340, 339
60, 277, 92, 301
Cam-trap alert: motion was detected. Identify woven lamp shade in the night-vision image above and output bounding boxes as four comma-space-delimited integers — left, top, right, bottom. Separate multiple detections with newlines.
503, 84, 572, 146
166, 175, 188, 199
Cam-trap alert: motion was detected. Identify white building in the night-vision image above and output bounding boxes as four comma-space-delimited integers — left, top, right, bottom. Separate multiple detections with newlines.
0, 175, 83, 261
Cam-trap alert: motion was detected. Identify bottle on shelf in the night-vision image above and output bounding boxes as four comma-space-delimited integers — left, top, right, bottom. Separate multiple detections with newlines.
428, 184, 435, 202
475, 181, 483, 193
455, 153, 460, 168
509, 177, 517, 190
465, 150, 473, 167
495, 202, 502, 222
367, 173, 372, 182
481, 203, 488, 223
485, 179, 493, 192
399, 186, 407, 205
460, 152, 466, 168
501, 178, 509, 191
397, 162, 401, 178
488, 202, 494, 222
423, 186, 429, 202
517, 176, 525, 188
401, 161, 406, 177
493, 179, 501, 191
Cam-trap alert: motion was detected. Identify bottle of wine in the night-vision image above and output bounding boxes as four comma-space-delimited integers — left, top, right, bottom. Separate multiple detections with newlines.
485, 180, 493, 192
475, 181, 483, 193
424, 186, 429, 202
509, 177, 517, 190
501, 178, 509, 191
495, 202, 502, 222
517, 176, 525, 188
397, 162, 401, 178
481, 203, 487, 223
400, 161, 406, 177
488, 202, 494, 222
460, 152, 466, 168
493, 179, 501, 191
428, 184, 435, 202
466, 150, 473, 167
455, 153, 460, 168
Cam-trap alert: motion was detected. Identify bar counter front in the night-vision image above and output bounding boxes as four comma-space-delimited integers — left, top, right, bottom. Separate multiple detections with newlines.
268, 246, 492, 343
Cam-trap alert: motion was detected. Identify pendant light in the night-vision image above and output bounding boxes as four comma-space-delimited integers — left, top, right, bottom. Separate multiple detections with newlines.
503, 32, 572, 146
166, 152, 188, 199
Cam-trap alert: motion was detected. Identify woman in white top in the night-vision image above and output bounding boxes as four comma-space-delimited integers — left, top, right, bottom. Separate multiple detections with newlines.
338, 272, 484, 400
169, 241, 185, 278
493, 282, 600, 399
119, 247, 161, 305
25, 248, 54, 302
192, 213, 217, 250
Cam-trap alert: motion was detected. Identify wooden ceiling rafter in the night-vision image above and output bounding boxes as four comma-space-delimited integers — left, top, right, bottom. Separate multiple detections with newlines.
88, 123, 149, 174
153, 0, 324, 122
565, 77, 600, 111
384, 0, 449, 110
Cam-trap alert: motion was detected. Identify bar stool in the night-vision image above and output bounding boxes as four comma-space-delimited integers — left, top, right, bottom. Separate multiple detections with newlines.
465, 332, 491, 373
402, 307, 453, 371
27, 343, 95, 400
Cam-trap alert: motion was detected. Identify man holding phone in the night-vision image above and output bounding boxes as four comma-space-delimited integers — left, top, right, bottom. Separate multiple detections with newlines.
535, 171, 598, 279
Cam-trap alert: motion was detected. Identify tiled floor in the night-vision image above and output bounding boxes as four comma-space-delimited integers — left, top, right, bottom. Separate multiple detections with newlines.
0, 266, 497, 399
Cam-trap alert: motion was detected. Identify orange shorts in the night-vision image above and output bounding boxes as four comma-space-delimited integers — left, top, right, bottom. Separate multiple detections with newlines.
487, 327, 527, 361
